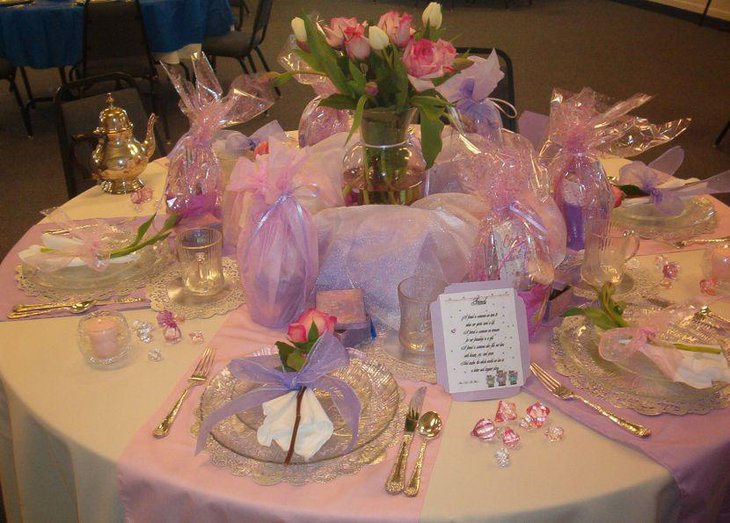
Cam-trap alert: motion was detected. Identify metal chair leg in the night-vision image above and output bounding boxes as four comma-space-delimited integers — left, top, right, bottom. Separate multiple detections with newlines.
9, 75, 33, 137
714, 120, 730, 147
254, 47, 280, 96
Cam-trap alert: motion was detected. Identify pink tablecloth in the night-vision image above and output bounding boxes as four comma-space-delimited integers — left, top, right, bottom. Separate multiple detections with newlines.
118, 307, 453, 523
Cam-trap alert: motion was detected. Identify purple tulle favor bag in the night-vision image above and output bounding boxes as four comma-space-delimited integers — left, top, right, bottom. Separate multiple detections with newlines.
538, 88, 690, 250
162, 52, 274, 228
278, 35, 352, 147
437, 51, 514, 142
236, 140, 319, 328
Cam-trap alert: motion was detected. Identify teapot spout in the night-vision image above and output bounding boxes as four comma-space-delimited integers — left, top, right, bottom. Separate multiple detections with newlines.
142, 113, 158, 159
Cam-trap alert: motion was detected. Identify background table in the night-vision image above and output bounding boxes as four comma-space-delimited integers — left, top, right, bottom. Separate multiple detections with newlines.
0, 0, 234, 69
3, 159, 729, 522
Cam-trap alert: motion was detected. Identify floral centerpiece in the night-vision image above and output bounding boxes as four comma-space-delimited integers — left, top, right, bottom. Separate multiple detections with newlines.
277, 3, 473, 205
197, 309, 361, 464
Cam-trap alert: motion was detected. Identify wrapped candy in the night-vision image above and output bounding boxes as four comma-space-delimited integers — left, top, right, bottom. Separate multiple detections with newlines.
278, 36, 352, 147
236, 139, 319, 328
539, 88, 690, 250
437, 50, 514, 142
162, 52, 274, 229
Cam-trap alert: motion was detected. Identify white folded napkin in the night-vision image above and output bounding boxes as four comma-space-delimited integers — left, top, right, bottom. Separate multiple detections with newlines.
18, 233, 138, 268
256, 388, 334, 460
639, 343, 730, 389
620, 177, 700, 208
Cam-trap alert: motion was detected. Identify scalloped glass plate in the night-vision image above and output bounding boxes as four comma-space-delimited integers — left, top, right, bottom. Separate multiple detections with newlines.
612, 197, 716, 241
552, 313, 730, 415
16, 243, 173, 299
199, 355, 399, 465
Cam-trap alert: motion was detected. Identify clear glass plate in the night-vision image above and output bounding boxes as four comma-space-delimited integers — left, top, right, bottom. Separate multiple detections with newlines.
612, 197, 716, 241
552, 312, 730, 415
199, 356, 399, 465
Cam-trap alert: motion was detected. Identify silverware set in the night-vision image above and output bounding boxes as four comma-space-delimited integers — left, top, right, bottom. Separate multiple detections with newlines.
530, 362, 651, 438
386, 386, 443, 497
7, 296, 146, 319
670, 235, 730, 249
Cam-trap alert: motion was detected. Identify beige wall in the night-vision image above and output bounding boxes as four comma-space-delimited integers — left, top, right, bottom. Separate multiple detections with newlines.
649, 0, 730, 20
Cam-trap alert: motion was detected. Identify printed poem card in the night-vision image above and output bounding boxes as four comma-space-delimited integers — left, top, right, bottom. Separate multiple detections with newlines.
431, 281, 530, 401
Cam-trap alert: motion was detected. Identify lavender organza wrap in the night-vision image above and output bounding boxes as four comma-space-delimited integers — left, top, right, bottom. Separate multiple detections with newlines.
236, 140, 319, 328
278, 35, 352, 147
196, 331, 360, 455
162, 52, 274, 228
437, 51, 512, 142
619, 146, 730, 216
538, 88, 690, 250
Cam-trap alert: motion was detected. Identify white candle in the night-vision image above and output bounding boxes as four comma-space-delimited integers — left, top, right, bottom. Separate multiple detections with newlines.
85, 316, 121, 359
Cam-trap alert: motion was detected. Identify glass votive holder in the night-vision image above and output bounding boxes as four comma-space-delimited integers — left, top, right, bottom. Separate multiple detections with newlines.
703, 242, 730, 286
398, 275, 448, 354
176, 227, 225, 296
78, 311, 131, 368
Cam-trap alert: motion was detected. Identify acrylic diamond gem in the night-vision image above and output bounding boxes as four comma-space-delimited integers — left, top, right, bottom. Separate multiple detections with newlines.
471, 418, 497, 441
526, 401, 551, 427
495, 400, 517, 422
501, 427, 520, 448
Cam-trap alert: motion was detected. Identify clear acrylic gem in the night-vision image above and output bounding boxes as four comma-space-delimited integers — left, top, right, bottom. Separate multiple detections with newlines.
471, 418, 497, 441
147, 348, 163, 362
495, 400, 517, 422
518, 414, 537, 431
188, 331, 205, 344
545, 425, 565, 442
495, 447, 510, 467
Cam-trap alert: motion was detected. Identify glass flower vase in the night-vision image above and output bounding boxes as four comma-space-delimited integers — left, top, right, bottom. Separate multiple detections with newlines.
343, 108, 426, 206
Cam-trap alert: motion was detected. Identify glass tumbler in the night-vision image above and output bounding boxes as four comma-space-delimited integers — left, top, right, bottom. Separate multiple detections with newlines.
398, 276, 448, 354
177, 227, 224, 296
581, 225, 640, 287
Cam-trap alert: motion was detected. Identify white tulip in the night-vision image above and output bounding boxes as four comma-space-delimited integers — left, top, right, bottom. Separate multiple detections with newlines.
291, 17, 307, 42
422, 2, 443, 29
368, 26, 390, 51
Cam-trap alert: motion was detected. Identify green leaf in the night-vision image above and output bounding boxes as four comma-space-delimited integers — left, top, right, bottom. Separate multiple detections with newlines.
319, 93, 358, 110
302, 15, 352, 97
582, 307, 621, 330
348, 61, 366, 92
414, 101, 445, 168
286, 351, 307, 372
346, 94, 368, 144
129, 213, 156, 248
563, 307, 587, 318
307, 322, 319, 344
275, 341, 297, 370
618, 184, 648, 197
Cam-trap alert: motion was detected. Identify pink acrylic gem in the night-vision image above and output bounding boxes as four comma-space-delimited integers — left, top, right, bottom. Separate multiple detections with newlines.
700, 278, 717, 295
518, 414, 537, 431
526, 401, 551, 428
163, 325, 182, 344
494, 400, 517, 422
188, 331, 205, 344
501, 427, 521, 448
471, 418, 497, 441
545, 426, 565, 442
130, 186, 153, 205
662, 261, 680, 280
494, 447, 510, 467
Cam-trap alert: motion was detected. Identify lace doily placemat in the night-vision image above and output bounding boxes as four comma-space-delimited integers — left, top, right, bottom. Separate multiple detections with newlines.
15, 245, 173, 302
147, 257, 245, 319
364, 325, 437, 384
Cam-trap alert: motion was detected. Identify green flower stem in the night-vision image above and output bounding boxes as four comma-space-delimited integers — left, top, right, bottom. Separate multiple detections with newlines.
670, 342, 722, 355
284, 386, 307, 466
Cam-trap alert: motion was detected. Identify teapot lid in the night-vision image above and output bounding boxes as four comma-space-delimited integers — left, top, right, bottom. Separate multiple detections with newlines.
98, 93, 133, 133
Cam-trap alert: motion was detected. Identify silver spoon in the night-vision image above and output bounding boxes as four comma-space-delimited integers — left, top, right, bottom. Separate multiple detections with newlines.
404, 411, 443, 497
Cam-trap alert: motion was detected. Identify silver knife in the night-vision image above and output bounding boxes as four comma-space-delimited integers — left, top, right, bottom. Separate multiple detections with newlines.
647, 297, 730, 330
385, 386, 426, 494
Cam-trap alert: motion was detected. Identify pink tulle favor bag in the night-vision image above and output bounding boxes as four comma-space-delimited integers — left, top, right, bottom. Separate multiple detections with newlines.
162, 52, 274, 229
236, 139, 319, 328
538, 88, 690, 250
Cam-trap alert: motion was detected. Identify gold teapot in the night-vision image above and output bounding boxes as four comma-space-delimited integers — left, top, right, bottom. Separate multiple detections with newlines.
91, 93, 157, 194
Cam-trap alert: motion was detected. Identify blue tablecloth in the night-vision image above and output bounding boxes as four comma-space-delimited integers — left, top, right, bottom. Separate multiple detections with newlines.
0, 0, 234, 69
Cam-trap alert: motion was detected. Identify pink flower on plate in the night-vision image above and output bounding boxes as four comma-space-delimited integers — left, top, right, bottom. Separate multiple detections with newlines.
324, 17, 358, 48
377, 11, 413, 48
343, 23, 371, 61
402, 38, 456, 78
287, 308, 337, 343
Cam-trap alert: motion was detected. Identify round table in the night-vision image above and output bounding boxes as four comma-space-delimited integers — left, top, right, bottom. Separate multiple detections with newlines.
2, 158, 717, 522
0, 0, 233, 68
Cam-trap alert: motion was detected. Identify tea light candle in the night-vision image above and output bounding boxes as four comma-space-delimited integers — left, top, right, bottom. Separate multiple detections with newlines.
85, 316, 122, 359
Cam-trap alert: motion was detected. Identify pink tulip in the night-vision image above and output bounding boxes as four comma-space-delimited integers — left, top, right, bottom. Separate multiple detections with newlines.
324, 17, 358, 48
365, 81, 379, 97
343, 23, 371, 60
287, 308, 338, 343
402, 37, 456, 78
377, 11, 413, 48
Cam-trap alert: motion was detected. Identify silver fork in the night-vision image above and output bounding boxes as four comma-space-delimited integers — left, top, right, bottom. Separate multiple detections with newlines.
672, 236, 730, 249
153, 346, 216, 438
529, 363, 651, 438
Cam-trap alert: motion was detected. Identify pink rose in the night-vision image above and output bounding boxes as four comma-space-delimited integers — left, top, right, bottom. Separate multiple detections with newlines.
287, 308, 337, 343
343, 23, 371, 60
611, 185, 625, 208
402, 38, 456, 78
377, 11, 413, 48
324, 17, 358, 48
